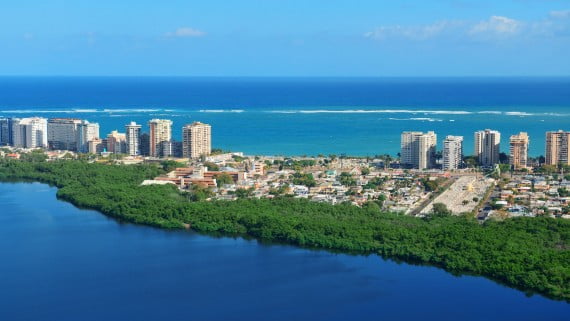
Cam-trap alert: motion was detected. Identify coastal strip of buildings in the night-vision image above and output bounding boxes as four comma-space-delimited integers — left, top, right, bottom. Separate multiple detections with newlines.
0, 117, 212, 160
1, 115, 570, 171
1, 116, 569, 219
400, 129, 570, 170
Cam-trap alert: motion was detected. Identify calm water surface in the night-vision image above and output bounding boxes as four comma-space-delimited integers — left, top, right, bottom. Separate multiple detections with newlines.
0, 182, 568, 321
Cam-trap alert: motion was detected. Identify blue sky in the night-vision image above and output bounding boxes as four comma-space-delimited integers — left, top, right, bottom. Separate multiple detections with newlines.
1, 0, 569, 76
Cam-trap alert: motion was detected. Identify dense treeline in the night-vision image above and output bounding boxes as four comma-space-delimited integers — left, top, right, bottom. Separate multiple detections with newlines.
0, 159, 568, 302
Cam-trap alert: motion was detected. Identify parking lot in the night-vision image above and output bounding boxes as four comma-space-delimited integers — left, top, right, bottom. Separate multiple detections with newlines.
421, 175, 494, 215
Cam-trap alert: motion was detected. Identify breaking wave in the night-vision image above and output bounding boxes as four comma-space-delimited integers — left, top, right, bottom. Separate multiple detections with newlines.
198, 109, 245, 113
0, 108, 163, 114
0, 107, 567, 118
504, 111, 534, 116
267, 109, 472, 115
389, 117, 443, 122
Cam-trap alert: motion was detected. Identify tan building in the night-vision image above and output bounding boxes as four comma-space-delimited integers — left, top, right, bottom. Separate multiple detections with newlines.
182, 122, 212, 159
88, 138, 105, 155
545, 130, 570, 166
509, 132, 529, 169
474, 129, 501, 167
148, 119, 172, 157
106, 130, 126, 154
251, 161, 266, 176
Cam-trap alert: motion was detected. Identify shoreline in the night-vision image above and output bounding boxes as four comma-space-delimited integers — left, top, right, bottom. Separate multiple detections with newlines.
0, 159, 568, 302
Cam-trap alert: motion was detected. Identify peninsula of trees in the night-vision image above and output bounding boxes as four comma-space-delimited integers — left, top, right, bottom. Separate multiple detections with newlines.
0, 157, 568, 302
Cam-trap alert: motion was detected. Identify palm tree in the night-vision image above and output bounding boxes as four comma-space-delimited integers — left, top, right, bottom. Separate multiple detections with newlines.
384, 154, 392, 170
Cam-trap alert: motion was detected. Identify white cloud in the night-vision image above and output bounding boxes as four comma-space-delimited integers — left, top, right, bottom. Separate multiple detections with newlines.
531, 10, 570, 37
469, 16, 522, 36
364, 12, 570, 42
364, 20, 462, 40
165, 27, 205, 38
549, 10, 570, 19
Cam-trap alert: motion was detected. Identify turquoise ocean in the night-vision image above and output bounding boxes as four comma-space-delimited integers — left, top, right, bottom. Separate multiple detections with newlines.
0, 77, 569, 156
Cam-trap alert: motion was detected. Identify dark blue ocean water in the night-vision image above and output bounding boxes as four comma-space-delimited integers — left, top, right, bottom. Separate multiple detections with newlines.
0, 182, 568, 321
0, 77, 569, 156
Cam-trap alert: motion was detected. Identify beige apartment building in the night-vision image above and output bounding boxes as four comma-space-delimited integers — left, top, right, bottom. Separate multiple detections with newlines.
182, 122, 212, 159
88, 138, 105, 155
545, 130, 570, 166
148, 119, 172, 157
509, 132, 529, 169
474, 129, 501, 167
106, 130, 127, 154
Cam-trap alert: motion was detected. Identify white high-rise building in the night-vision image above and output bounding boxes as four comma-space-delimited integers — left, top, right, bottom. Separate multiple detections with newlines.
182, 122, 212, 159
47, 118, 82, 151
400, 131, 422, 167
443, 136, 463, 170
26, 118, 48, 149
125, 121, 142, 156
77, 121, 100, 153
11, 117, 48, 149
400, 131, 437, 169
474, 129, 501, 167
148, 119, 172, 157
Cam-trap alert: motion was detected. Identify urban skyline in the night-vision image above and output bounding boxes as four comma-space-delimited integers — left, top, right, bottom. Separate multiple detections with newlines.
0, 116, 212, 160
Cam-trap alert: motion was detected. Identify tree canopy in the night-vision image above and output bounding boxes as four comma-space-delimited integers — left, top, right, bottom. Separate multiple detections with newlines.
0, 158, 568, 302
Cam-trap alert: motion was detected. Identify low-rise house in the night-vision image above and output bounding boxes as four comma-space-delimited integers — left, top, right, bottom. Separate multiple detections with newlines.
507, 205, 532, 216
292, 185, 309, 197
534, 181, 550, 191
500, 190, 514, 199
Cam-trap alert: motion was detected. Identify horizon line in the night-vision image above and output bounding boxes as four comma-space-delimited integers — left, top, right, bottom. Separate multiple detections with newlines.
1, 75, 570, 79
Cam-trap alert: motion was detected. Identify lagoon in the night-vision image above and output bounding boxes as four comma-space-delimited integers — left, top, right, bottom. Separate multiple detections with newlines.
0, 182, 568, 320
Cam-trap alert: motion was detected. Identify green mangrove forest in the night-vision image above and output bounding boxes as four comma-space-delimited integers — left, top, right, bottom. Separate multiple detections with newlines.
0, 158, 568, 302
